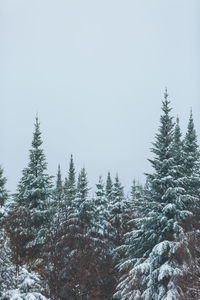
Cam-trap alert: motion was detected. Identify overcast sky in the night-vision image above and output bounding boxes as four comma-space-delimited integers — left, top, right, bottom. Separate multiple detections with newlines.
1, 0, 200, 194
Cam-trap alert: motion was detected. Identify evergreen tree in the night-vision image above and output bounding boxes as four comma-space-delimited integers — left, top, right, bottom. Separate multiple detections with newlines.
94, 176, 109, 227
0, 229, 15, 298
109, 174, 129, 248
0, 166, 8, 224
0, 227, 48, 300
64, 154, 76, 205
55, 164, 62, 201
182, 110, 200, 196
8, 116, 53, 263
45, 168, 94, 299
115, 90, 200, 299
172, 117, 184, 179
2, 267, 48, 300
106, 171, 113, 202
92, 176, 117, 298
49, 164, 63, 221
0, 166, 8, 209
130, 178, 144, 202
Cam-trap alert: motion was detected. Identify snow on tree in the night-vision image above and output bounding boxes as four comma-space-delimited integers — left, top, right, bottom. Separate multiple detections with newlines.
0, 166, 8, 223
94, 176, 109, 228
54, 164, 62, 202
0, 166, 8, 208
109, 174, 130, 250
2, 266, 48, 300
0, 227, 47, 300
106, 171, 113, 202
182, 110, 200, 197
0, 229, 15, 298
7, 116, 53, 264
49, 164, 63, 223
92, 176, 117, 298
63, 154, 76, 206
130, 178, 144, 202
115, 90, 200, 299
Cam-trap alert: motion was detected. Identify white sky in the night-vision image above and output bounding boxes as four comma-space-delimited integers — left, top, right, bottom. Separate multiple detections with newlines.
1, 0, 200, 194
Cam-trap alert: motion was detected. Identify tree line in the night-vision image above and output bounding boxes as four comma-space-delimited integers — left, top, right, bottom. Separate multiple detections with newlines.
0, 89, 200, 299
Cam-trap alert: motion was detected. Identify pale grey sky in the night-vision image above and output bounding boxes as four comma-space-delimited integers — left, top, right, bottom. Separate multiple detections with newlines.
1, 0, 200, 193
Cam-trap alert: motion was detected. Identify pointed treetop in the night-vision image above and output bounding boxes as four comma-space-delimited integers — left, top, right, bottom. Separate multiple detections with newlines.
56, 164, 62, 190
105, 172, 113, 202
174, 116, 181, 139
185, 109, 197, 142
162, 88, 172, 115
77, 167, 89, 202
164, 87, 168, 99
95, 176, 105, 198
68, 154, 75, 184
106, 172, 112, 186
32, 115, 42, 149
113, 173, 124, 198
183, 110, 200, 175
115, 173, 119, 183
97, 175, 104, 186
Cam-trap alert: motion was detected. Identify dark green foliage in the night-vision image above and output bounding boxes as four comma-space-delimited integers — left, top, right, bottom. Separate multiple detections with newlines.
63, 154, 76, 206
115, 90, 200, 299
130, 178, 144, 202
8, 116, 53, 263
106, 171, 113, 202
0, 166, 8, 209
2, 92, 200, 299
55, 164, 62, 201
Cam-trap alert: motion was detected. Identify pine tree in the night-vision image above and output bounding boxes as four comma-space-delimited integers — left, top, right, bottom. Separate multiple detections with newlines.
115, 90, 200, 299
2, 267, 48, 300
0, 167, 8, 235
109, 174, 129, 249
55, 164, 62, 201
64, 154, 76, 206
92, 176, 117, 299
49, 164, 63, 222
172, 117, 184, 179
0, 228, 48, 300
45, 168, 93, 299
8, 116, 53, 264
0, 166, 8, 209
130, 178, 144, 202
106, 171, 113, 202
182, 111, 200, 195
0, 229, 15, 298
94, 176, 109, 228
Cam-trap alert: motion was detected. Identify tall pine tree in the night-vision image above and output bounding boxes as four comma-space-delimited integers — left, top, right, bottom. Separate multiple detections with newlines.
115, 90, 200, 299
8, 116, 53, 264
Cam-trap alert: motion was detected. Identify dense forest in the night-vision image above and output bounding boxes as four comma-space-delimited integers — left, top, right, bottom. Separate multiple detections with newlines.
1, 90, 200, 300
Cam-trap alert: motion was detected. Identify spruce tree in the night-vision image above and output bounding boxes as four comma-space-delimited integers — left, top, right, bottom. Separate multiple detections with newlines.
50, 164, 63, 220
0, 166, 8, 209
55, 164, 62, 202
115, 90, 200, 299
182, 111, 200, 196
93, 176, 117, 298
8, 116, 53, 263
109, 174, 129, 249
64, 154, 76, 206
130, 178, 144, 202
106, 171, 113, 202
172, 117, 184, 179
45, 167, 94, 299
94, 176, 109, 228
